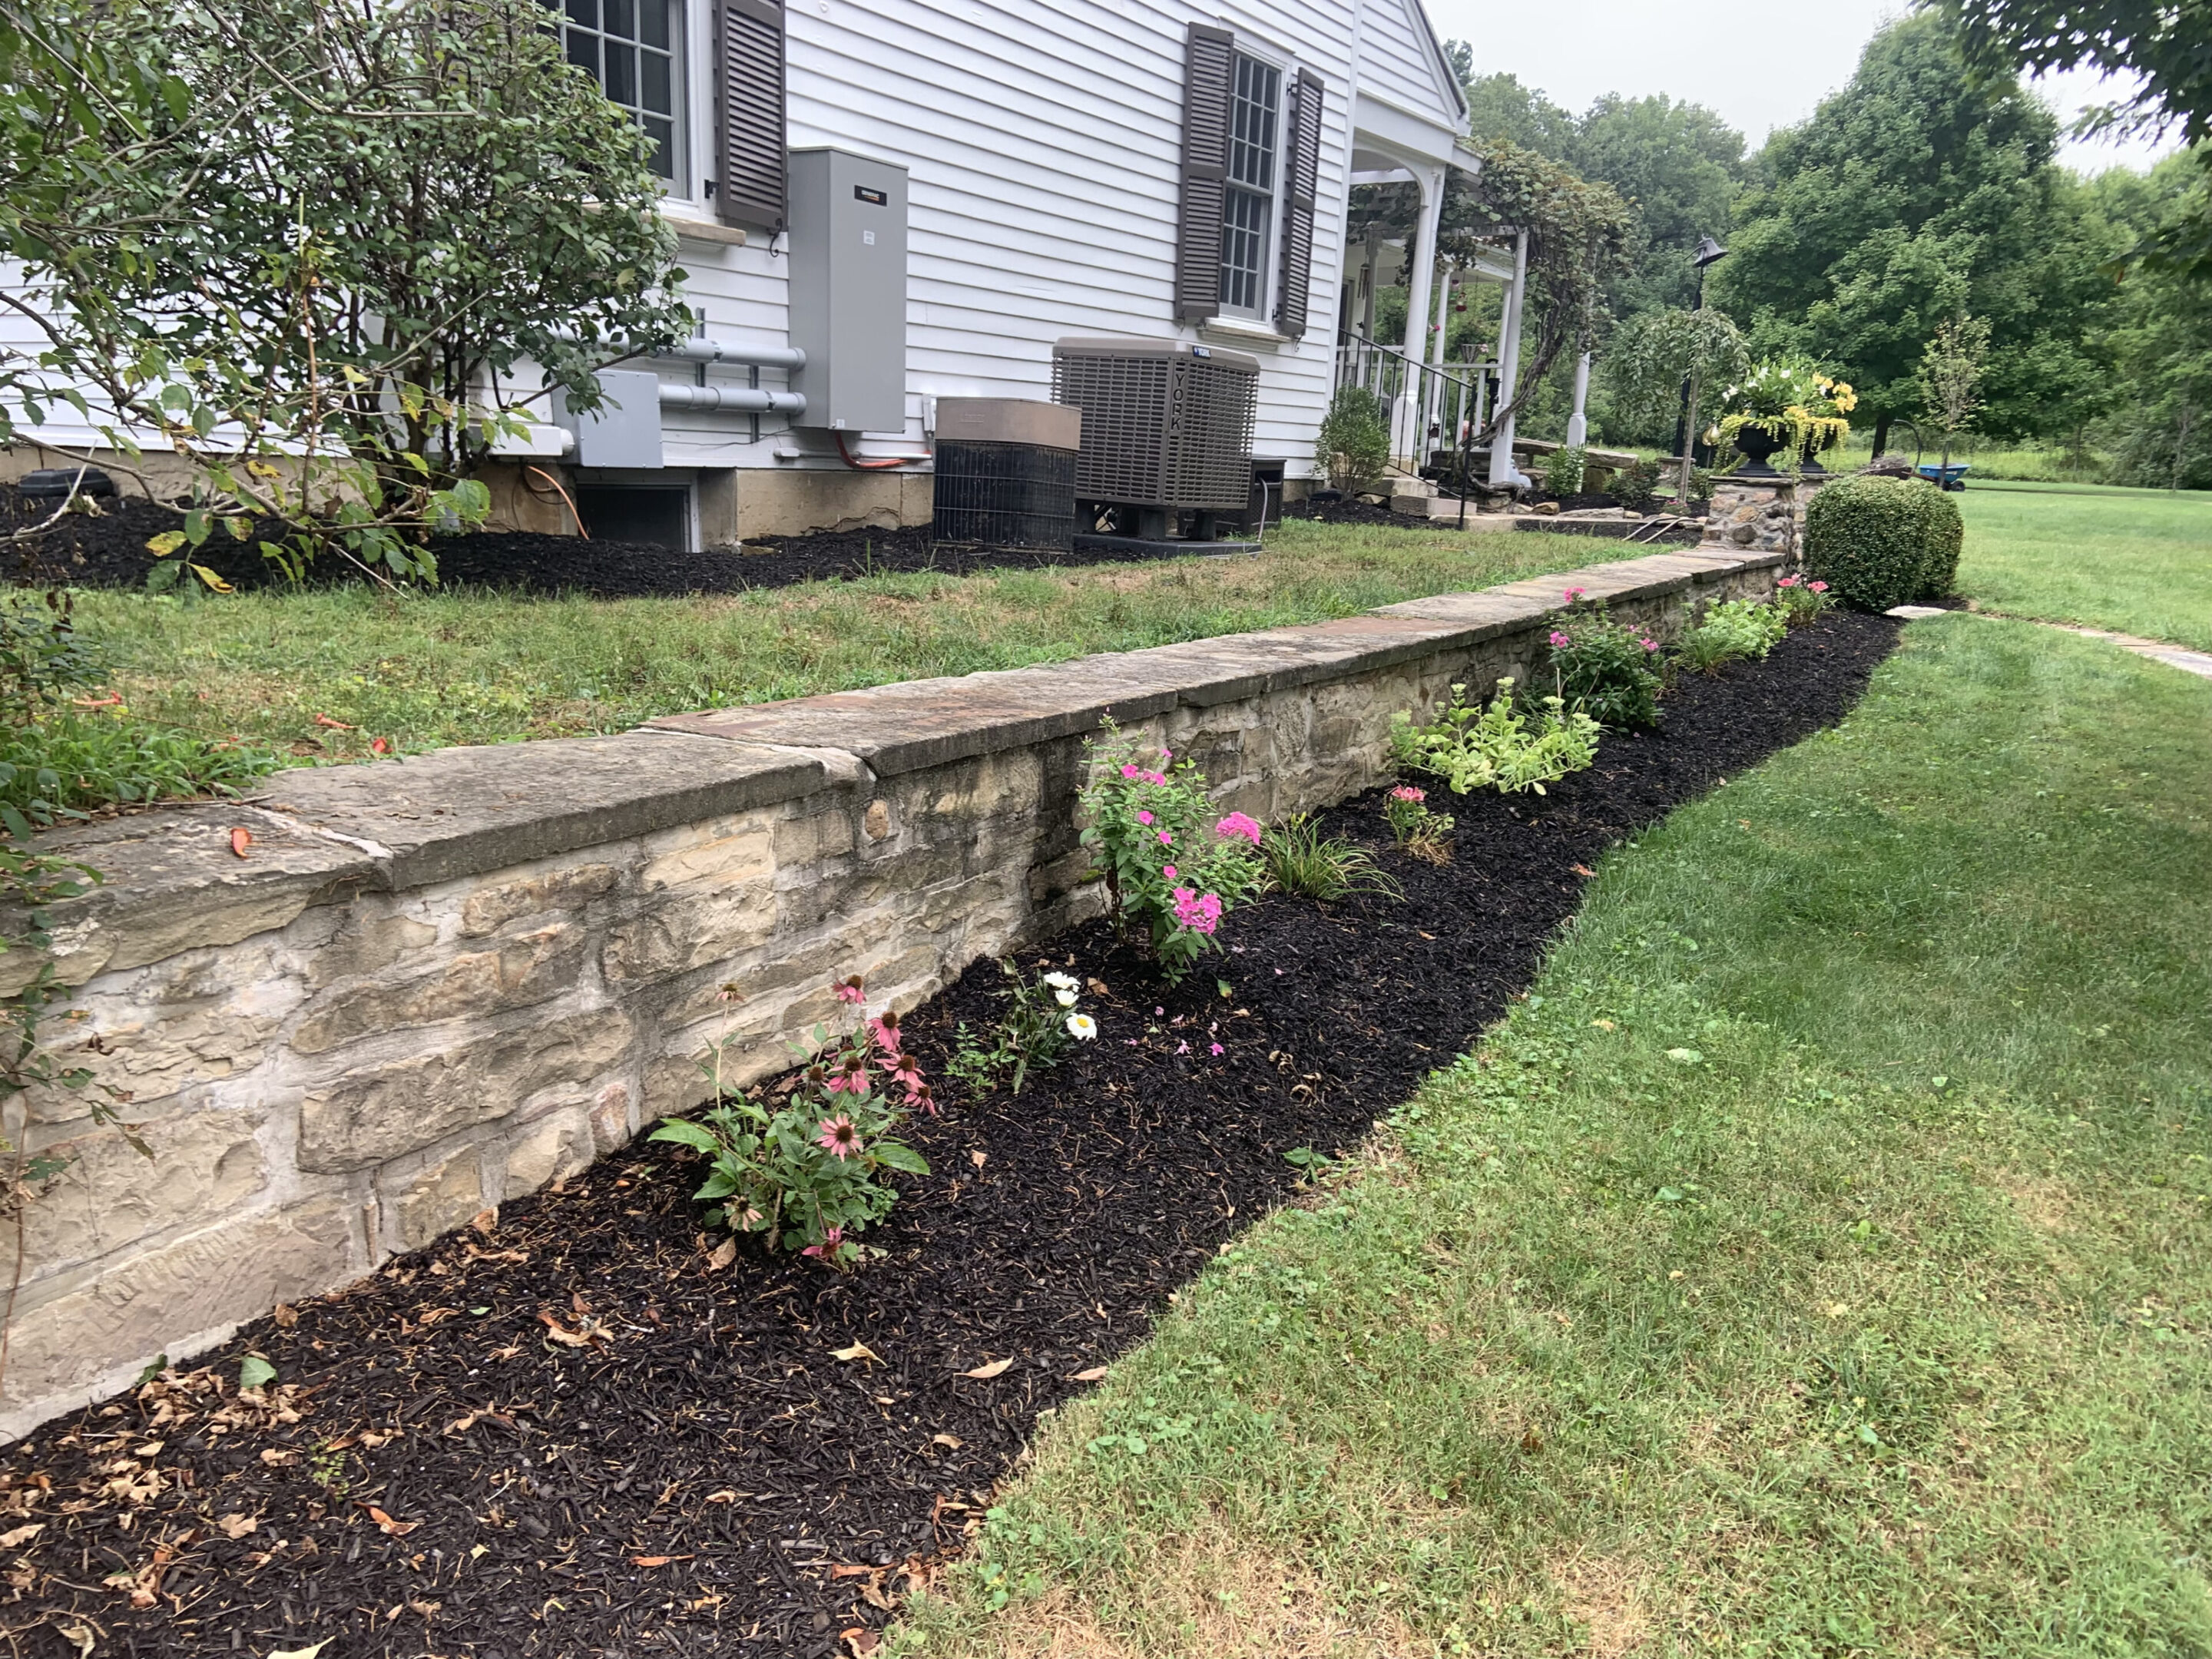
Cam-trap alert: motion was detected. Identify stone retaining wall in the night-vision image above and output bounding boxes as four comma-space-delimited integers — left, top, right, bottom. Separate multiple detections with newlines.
1, 545, 1783, 1435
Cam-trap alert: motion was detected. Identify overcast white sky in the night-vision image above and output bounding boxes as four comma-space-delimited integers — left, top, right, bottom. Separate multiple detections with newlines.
1424, 0, 2183, 174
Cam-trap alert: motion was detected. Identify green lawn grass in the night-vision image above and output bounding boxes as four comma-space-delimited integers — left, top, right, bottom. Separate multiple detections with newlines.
1956, 485, 2212, 651
67, 519, 1578, 763
897, 616, 2212, 1657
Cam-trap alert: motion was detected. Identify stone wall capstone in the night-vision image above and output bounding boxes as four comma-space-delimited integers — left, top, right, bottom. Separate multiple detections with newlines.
0, 545, 1782, 1435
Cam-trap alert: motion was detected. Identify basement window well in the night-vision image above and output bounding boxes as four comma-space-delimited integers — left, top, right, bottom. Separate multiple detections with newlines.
577, 484, 693, 550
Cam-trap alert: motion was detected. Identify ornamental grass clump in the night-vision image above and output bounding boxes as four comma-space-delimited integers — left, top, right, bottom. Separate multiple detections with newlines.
1260, 813, 1402, 902
651, 976, 932, 1269
1545, 592, 1663, 730
1389, 677, 1599, 796
1080, 721, 1264, 983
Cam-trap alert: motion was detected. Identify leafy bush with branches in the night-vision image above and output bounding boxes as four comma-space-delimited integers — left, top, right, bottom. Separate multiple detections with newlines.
1315, 386, 1391, 495
1675, 598, 1790, 674
8, 0, 690, 584
1804, 474, 1965, 609
1541, 445, 1588, 496
1601, 307, 1750, 444
1390, 678, 1601, 796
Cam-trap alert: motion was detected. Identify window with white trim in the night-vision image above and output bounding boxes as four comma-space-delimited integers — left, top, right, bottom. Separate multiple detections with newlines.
555, 0, 684, 184
1219, 51, 1283, 316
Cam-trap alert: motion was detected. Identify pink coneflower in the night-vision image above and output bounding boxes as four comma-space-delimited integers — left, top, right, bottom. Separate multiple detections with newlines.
890, 1051, 924, 1092
1214, 812, 1262, 846
816, 1116, 861, 1158
867, 1011, 902, 1057
833, 976, 866, 1005
909, 1081, 939, 1116
1136, 810, 1154, 825
1549, 631, 1571, 648
1389, 786, 1425, 803
827, 1051, 871, 1094
801, 1226, 846, 1259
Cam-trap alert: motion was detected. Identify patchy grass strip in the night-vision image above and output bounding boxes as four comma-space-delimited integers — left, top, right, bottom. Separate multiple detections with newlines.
66, 519, 1575, 762
895, 615, 2212, 1657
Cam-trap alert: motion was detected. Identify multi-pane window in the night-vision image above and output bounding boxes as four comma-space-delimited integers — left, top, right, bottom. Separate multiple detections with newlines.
558, 0, 681, 182
1219, 52, 1281, 314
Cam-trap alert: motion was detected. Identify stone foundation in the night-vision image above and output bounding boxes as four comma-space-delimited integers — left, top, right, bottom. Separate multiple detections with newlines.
0, 545, 1782, 1435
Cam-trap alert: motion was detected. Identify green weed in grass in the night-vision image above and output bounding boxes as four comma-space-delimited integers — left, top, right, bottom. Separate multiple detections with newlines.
898, 616, 2212, 1657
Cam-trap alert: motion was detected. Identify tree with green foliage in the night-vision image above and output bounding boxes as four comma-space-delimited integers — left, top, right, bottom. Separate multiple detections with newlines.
1455, 68, 1579, 159
1571, 94, 1747, 316
2094, 151, 2212, 488
1917, 312, 1992, 475
1599, 306, 1750, 447
1713, 14, 2123, 452
8, 0, 690, 584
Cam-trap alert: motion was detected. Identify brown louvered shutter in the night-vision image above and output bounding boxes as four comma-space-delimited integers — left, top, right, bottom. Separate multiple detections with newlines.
714, 0, 786, 231
1172, 22, 1233, 323
1274, 69, 1323, 338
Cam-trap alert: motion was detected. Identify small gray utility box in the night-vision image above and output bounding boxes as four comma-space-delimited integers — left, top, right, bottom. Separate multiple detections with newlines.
788, 147, 909, 433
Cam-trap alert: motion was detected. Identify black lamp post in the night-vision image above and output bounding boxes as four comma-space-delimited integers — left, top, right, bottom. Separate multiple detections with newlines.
1674, 235, 1730, 502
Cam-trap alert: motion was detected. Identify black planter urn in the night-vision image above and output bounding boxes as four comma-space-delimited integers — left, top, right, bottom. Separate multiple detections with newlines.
1799, 439, 1831, 477
1730, 424, 1787, 476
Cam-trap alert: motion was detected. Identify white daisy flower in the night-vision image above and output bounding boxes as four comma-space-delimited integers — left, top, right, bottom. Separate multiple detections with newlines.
1054, 988, 1078, 1007
1041, 971, 1078, 991
1065, 1013, 1098, 1040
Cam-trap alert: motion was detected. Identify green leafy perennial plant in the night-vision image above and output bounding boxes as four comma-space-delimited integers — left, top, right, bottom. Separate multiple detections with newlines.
1390, 678, 1601, 796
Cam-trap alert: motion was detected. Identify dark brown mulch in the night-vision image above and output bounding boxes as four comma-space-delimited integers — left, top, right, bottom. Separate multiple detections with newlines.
0, 490, 1259, 601
0, 612, 1901, 1659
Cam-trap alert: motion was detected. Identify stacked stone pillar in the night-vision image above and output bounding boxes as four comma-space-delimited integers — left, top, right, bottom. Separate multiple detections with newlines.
1699, 468, 1843, 566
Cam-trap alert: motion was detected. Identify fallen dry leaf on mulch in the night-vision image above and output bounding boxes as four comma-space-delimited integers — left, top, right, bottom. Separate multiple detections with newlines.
961, 1357, 1012, 1380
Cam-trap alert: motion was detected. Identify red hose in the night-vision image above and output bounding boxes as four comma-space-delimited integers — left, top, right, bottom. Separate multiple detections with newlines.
833, 430, 911, 471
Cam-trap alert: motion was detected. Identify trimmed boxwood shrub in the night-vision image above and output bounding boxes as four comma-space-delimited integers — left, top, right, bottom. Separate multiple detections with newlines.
1803, 475, 1964, 610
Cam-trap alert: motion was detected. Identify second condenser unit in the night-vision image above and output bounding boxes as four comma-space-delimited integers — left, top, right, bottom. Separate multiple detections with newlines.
1051, 336, 1260, 538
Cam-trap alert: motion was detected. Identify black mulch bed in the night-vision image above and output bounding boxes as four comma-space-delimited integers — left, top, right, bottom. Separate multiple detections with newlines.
0, 612, 1900, 1659
2, 488, 1263, 601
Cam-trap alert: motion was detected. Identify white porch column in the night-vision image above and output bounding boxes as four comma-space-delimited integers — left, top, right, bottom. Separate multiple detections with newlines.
1487, 228, 1530, 489
1392, 164, 1445, 466
1566, 351, 1591, 447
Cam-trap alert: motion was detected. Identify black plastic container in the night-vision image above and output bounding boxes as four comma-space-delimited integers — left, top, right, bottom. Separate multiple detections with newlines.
932, 439, 1077, 552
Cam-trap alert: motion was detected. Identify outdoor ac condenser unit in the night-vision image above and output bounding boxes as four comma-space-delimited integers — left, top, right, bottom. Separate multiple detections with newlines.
1050, 336, 1260, 539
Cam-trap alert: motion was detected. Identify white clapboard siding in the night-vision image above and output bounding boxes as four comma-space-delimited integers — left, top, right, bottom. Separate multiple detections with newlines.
663, 0, 1416, 472
1353, 0, 1461, 130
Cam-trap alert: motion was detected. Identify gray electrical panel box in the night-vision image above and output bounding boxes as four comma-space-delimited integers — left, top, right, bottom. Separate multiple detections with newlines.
553, 369, 664, 469
788, 147, 908, 432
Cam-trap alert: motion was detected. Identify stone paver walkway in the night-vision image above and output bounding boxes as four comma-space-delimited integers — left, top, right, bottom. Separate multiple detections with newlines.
1887, 605, 2212, 682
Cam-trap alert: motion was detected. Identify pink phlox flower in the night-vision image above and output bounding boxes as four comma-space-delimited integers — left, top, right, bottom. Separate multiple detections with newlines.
1175, 1041, 1190, 1055
1641, 637, 1659, 652
1564, 586, 1586, 602
832, 976, 866, 1005
1157, 830, 1174, 846
1171, 887, 1223, 935
1136, 810, 1154, 825
1120, 763, 1141, 779
815, 1115, 860, 1158
1154, 1006, 1165, 1016
1778, 574, 1801, 588
1548, 631, 1571, 648
1214, 812, 1262, 846
800, 1226, 846, 1259
1809, 581, 1829, 592
1210, 1042, 1224, 1056
1389, 785, 1425, 803
1162, 864, 1177, 880
1146, 770, 1169, 785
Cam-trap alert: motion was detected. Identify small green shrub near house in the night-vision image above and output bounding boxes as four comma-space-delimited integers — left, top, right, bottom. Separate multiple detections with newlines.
1314, 387, 1390, 495
1804, 474, 1964, 610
